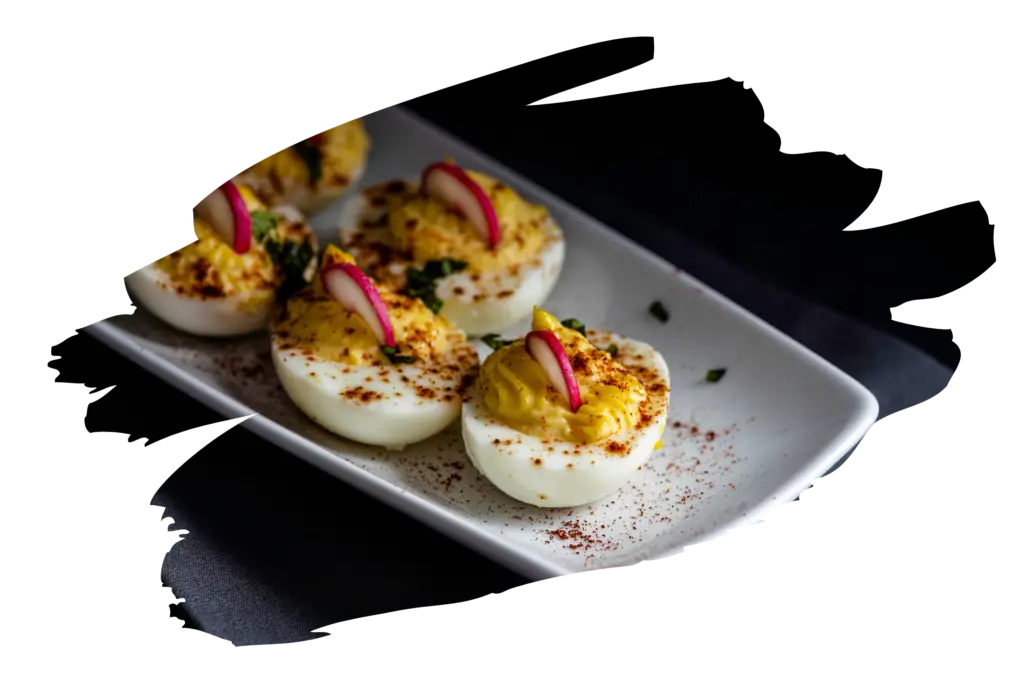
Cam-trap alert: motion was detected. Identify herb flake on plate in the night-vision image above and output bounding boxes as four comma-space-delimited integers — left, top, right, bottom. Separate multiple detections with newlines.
705, 368, 727, 383
604, 343, 619, 358
648, 300, 669, 323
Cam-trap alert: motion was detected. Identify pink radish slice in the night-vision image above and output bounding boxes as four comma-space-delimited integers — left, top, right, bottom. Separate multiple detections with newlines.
194, 181, 252, 254
421, 162, 501, 248
525, 330, 582, 412
320, 262, 395, 347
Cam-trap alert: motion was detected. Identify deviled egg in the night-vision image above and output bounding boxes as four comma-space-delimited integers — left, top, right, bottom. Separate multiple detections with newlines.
236, 119, 371, 215
126, 181, 318, 337
271, 244, 479, 450
462, 308, 670, 508
337, 160, 565, 336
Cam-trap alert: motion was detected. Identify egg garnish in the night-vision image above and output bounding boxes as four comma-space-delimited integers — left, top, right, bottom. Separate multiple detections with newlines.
270, 244, 479, 450
125, 183, 318, 337
236, 119, 371, 215
461, 308, 670, 508
337, 160, 565, 336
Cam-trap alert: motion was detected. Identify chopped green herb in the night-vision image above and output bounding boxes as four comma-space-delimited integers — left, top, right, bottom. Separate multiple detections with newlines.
404, 257, 469, 314
235, 209, 313, 300
604, 343, 620, 358
250, 211, 278, 244
292, 139, 323, 186
648, 300, 669, 323
404, 267, 433, 292
481, 334, 514, 351
560, 318, 586, 335
266, 237, 314, 301
424, 258, 468, 277
381, 345, 418, 364
424, 295, 445, 315
705, 368, 727, 383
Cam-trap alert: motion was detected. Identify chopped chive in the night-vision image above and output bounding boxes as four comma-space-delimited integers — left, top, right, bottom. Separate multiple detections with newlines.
605, 343, 619, 358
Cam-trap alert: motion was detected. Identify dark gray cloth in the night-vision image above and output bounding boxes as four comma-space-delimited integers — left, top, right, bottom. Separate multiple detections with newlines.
142, 198, 950, 642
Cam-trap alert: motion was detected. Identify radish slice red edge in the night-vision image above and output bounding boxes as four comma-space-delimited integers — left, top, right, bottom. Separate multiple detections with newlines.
194, 181, 252, 254
320, 262, 395, 347
222, 182, 252, 254
421, 162, 501, 248
525, 330, 582, 412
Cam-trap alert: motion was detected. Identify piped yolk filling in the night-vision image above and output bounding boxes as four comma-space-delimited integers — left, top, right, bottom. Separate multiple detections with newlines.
386, 169, 551, 273
274, 245, 457, 366
246, 120, 370, 191
158, 185, 276, 299
478, 308, 648, 444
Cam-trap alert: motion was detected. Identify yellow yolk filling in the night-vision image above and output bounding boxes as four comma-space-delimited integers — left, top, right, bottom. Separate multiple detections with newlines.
245, 120, 370, 191
158, 185, 277, 302
478, 308, 648, 444
275, 245, 456, 366
387, 169, 551, 273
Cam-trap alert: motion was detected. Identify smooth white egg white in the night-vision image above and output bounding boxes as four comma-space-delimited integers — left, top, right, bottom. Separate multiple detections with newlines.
462, 333, 671, 508
125, 264, 274, 337
337, 184, 566, 336
271, 334, 472, 450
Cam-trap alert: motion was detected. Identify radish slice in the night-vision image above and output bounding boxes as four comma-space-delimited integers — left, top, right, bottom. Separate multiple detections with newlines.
194, 181, 252, 254
525, 330, 582, 412
320, 262, 395, 347
421, 162, 501, 248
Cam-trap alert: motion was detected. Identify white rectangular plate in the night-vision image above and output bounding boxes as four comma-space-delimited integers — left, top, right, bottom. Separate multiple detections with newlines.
87, 106, 878, 581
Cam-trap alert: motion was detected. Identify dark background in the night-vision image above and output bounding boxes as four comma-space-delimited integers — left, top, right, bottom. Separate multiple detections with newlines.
79, 62, 1015, 642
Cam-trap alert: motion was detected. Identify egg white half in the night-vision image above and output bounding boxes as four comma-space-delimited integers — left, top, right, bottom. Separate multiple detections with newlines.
271, 332, 473, 450
125, 264, 274, 337
462, 332, 670, 508
338, 183, 565, 336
